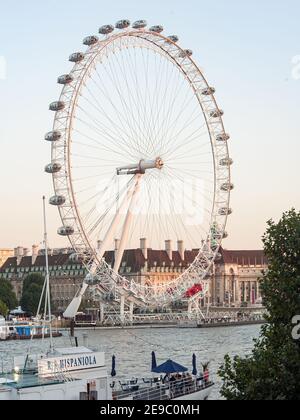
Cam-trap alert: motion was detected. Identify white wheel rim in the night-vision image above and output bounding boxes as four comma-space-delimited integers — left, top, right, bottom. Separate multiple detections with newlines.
49, 28, 232, 307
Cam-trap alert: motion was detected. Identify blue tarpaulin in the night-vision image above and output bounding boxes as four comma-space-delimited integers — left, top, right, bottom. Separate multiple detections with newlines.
152, 359, 188, 374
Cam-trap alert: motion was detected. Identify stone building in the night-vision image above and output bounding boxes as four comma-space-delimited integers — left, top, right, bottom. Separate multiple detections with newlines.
211, 249, 268, 307
0, 246, 85, 311
0, 248, 14, 267
0, 241, 267, 311
106, 239, 198, 289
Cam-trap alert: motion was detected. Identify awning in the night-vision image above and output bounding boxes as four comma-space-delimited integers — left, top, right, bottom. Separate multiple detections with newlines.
152, 359, 188, 374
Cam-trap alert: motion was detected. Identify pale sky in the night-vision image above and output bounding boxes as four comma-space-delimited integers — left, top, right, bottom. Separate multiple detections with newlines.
0, 0, 299, 251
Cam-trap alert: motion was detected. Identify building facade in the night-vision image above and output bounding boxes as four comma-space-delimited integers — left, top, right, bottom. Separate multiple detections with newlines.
0, 249, 14, 268
212, 249, 268, 307
0, 242, 267, 311
0, 246, 86, 311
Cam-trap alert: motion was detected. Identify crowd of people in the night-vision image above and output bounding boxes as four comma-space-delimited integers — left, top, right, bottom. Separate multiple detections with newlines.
160, 369, 210, 397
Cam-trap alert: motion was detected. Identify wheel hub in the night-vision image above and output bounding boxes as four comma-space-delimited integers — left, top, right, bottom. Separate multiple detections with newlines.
116, 157, 164, 175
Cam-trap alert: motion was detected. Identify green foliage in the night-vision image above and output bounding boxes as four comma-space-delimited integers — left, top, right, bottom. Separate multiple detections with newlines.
22, 273, 44, 291
0, 278, 18, 310
201, 361, 210, 373
0, 300, 9, 316
219, 209, 300, 400
20, 273, 45, 315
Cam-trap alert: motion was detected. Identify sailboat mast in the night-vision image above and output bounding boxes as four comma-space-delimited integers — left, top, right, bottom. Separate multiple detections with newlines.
43, 196, 54, 352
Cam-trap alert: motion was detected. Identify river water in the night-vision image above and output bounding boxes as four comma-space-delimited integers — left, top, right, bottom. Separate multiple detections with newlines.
0, 324, 261, 400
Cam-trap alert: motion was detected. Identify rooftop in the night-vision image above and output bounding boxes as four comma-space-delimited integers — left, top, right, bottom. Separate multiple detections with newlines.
0, 247, 267, 273
220, 249, 268, 266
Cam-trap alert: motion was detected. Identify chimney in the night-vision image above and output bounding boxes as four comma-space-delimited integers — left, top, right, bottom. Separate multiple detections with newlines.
177, 240, 185, 261
114, 239, 120, 261
140, 238, 148, 260
165, 240, 173, 261
32, 244, 39, 265
115, 239, 120, 251
23, 248, 29, 257
15, 247, 24, 266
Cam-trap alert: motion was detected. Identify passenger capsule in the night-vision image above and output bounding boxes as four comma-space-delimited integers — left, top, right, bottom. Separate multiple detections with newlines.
213, 233, 223, 241
116, 19, 131, 29
219, 207, 233, 216
149, 25, 164, 33
45, 131, 61, 142
210, 109, 224, 118
83, 35, 99, 46
58, 226, 75, 237
179, 49, 193, 58
168, 35, 179, 43
201, 87, 216, 96
207, 253, 215, 261
216, 133, 230, 142
211, 243, 219, 252
132, 20, 147, 29
57, 74, 73, 85
69, 52, 85, 63
215, 253, 222, 262
220, 158, 234, 167
45, 163, 62, 174
49, 195, 66, 206
99, 25, 115, 35
221, 183, 234, 192
49, 101, 65, 112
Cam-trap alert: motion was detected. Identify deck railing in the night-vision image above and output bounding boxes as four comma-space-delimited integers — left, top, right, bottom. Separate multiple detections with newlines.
113, 376, 211, 401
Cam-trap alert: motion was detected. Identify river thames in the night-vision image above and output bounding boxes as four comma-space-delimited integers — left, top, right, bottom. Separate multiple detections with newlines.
0, 324, 261, 400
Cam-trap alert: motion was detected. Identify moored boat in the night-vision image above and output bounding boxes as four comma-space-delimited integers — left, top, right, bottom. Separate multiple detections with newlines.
0, 346, 111, 400
0, 350, 213, 400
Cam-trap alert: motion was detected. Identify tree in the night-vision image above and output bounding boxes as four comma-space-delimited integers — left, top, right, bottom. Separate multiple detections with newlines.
20, 273, 45, 315
0, 278, 18, 310
219, 209, 300, 400
0, 300, 8, 317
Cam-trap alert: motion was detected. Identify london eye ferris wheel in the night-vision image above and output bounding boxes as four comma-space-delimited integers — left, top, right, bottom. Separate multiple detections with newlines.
45, 19, 233, 313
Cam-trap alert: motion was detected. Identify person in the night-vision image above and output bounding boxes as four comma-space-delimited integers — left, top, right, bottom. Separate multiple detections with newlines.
204, 368, 210, 385
186, 373, 193, 384
197, 372, 204, 388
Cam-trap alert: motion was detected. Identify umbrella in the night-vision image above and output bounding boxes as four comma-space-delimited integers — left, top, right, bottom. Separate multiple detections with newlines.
10, 306, 26, 315
152, 359, 188, 374
151, 351, 157, 371
111, 355, 116, 377
192, 354, 197, 376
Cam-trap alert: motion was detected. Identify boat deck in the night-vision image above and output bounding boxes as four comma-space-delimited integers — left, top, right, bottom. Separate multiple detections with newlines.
1, 371, 65, 390
113, 376, 214, 401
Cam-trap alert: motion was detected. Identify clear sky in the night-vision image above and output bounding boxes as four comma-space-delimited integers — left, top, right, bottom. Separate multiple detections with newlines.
0, 0, 299, 251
